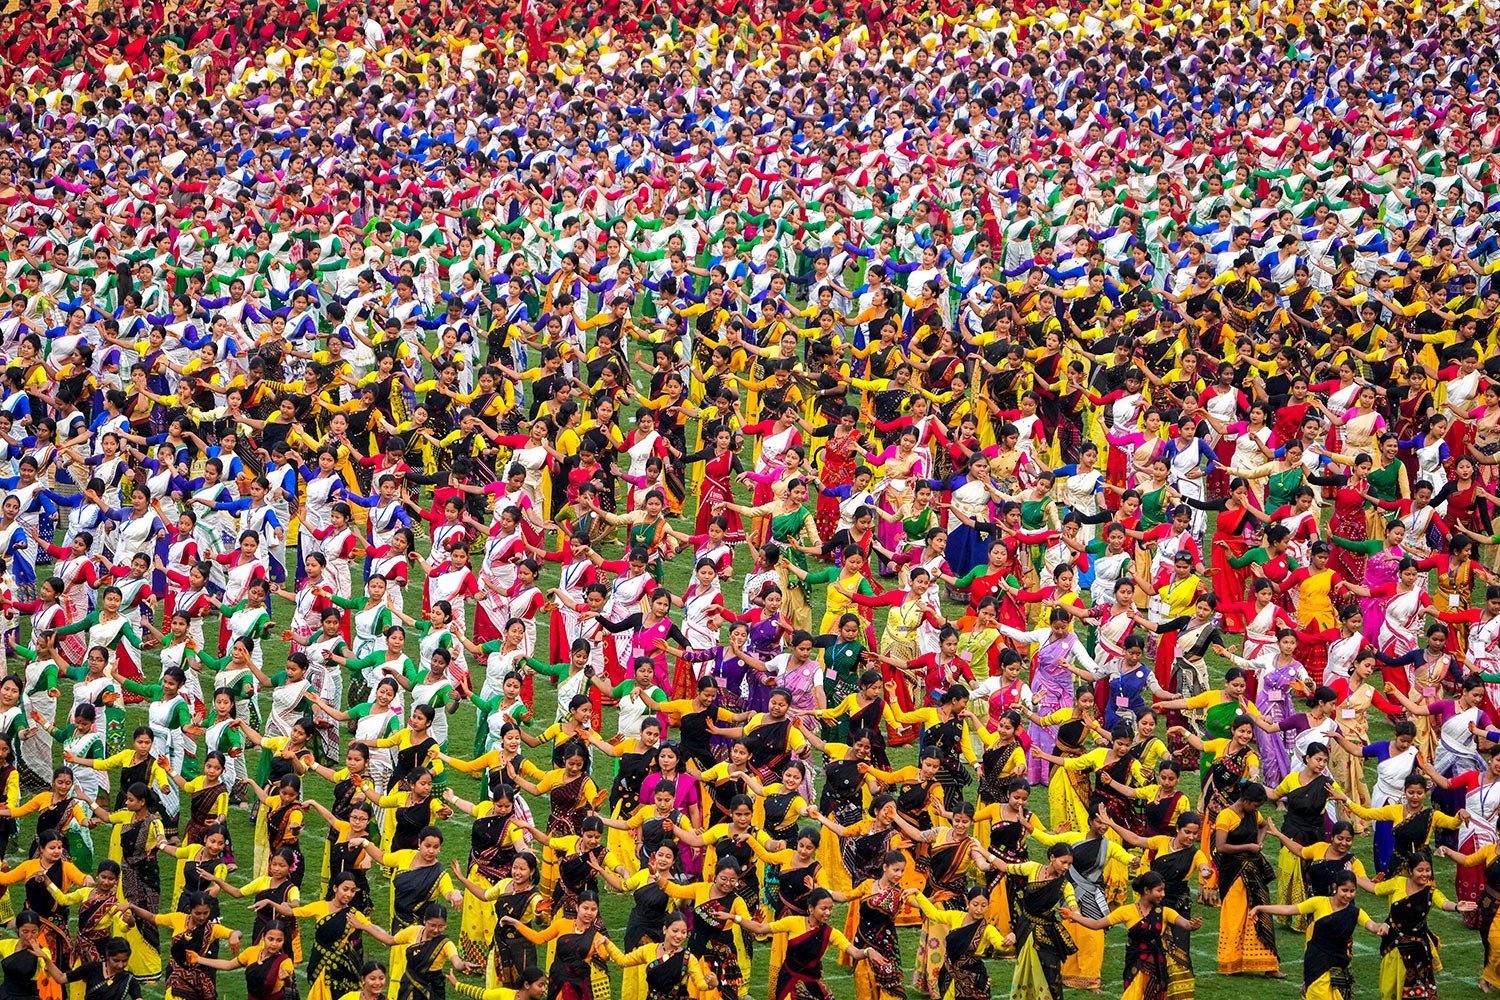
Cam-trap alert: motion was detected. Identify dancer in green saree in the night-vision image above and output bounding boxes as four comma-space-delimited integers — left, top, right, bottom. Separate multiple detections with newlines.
718, 481, 820, 632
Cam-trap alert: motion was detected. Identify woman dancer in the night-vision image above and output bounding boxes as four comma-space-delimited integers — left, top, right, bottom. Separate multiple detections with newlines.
1060, 870, 1202, 1000
1212, 782, 1281, 978
1248, 871, 1388, 999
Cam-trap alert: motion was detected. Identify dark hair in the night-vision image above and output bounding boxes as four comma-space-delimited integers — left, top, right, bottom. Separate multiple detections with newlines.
1328, 870, 1359, 890
124, 780, 158, 812
1130, 870, 1165, 895
328, 872, 361, 894
1237, 781, 1268, 805
806, 887, 835, 909
181, 892, 214, 913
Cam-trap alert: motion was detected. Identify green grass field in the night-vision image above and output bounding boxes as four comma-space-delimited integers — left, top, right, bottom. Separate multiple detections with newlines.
28, 514, 1492, 1000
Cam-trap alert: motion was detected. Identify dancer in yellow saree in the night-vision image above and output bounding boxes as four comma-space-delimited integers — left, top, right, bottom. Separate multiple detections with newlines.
1211, 782, 1282, 977
909, 887, 1006, 1000
736, 888, 884, 1000
1059, 871, 1202, 1000
891, 803, 990, 996
996, 842, 1077, 1000
1244, 870, 1388, 999
1441, 842, 1500, 991
1030, 809, 1133, 991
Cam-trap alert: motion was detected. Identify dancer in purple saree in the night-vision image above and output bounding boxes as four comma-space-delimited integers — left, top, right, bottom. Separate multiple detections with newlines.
1000, 609, 1099, 785
1224, 630, 1310, 789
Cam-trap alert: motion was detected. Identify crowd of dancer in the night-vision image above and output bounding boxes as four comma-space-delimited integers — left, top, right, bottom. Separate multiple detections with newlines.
6, 0, 1500, 999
